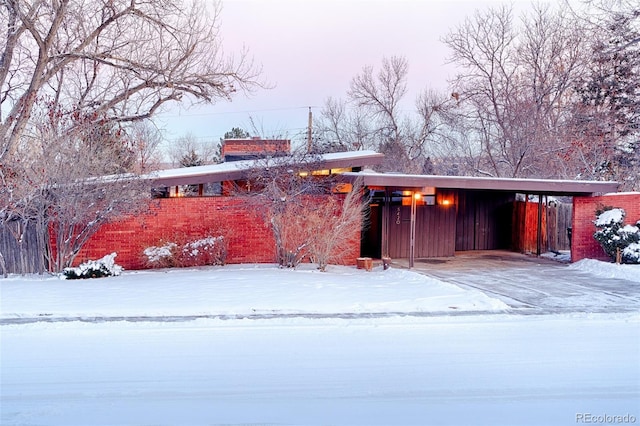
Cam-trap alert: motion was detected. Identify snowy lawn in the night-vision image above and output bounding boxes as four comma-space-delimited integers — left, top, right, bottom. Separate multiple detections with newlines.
0, 264, 509, 320
1, 260, 639, 425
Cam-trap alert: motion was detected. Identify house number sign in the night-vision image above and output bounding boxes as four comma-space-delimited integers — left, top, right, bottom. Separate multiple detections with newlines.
396, 207, 401, 225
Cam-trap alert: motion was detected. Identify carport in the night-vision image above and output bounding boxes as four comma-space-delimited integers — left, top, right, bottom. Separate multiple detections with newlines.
345, 171, 618, 267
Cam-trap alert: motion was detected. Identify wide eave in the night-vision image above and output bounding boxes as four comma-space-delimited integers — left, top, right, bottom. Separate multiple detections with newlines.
345, 172, 619, 196
147, 151, 385, 187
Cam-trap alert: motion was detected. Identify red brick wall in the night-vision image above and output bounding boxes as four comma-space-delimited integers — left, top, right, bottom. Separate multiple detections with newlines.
74, 197, 276, 269
221, 137, 290, 157
72, 195, 362, 270
572, 193, 640, 262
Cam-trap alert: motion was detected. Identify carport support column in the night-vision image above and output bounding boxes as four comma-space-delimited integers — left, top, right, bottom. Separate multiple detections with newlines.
381, 188, 390, 259
536, 195, 543, 256
409, 191, 417, 268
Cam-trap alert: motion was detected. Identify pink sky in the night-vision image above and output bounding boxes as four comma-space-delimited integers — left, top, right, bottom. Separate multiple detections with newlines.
156, 0, 531, 149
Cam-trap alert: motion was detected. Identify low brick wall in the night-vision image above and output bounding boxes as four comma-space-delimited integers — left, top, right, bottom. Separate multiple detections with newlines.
74, 197, 276, 270
572, 193, 640, 262
73, 195, 361, 270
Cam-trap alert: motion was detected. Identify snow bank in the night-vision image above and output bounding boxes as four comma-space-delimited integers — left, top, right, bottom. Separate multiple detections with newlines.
0, 265, 509, 320
569, 259, 640, 283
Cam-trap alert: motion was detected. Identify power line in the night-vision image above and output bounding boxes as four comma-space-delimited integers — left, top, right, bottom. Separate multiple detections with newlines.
159, 105, 321, 119
163, 126, 309, 142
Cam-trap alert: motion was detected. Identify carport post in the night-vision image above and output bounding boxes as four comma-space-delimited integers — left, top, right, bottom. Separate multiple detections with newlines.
536, 195, 543, 256
409, 191, 417, 268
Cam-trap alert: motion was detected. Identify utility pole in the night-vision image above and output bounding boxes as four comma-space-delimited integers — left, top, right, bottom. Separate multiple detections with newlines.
307, 106, 312, 153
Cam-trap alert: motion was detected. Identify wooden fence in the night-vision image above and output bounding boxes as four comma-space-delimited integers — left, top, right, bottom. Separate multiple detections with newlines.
0, 220, 47, 275
512, 201, 572, 254
548, 202, 572, 251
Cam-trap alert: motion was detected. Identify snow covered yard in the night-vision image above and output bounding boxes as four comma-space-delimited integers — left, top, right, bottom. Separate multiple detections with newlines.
1, 262, 639, 425
0, 265, 508, 321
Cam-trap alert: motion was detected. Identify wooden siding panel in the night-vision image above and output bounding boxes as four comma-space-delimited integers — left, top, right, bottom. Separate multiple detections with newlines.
388, 204, 456, 258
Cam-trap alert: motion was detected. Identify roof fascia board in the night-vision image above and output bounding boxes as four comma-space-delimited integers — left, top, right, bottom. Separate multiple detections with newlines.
148, 151, 384, 187
344, 172, 619, 195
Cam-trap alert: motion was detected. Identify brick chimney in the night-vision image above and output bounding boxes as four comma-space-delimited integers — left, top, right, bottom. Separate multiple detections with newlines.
221, 137, 291, 162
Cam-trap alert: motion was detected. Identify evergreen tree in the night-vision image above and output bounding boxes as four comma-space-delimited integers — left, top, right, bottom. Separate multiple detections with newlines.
179, 149, 203, 168
573, 9, 640, 188
223, 127, 251, 139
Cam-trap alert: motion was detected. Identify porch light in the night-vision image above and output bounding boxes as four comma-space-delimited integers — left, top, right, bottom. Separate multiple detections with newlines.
441, 199, 451, 206
414, 192, 422, 200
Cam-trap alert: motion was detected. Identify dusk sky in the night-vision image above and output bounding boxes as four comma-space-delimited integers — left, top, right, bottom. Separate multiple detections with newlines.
156, 0, 537, 149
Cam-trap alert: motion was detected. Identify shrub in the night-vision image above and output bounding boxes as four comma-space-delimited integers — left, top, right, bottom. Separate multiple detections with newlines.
623, 241, 640, 263
143, 236, 227, 268
179, 236, 227, 267
143, 242, 179, 268
63, 253, 123, 279
593, 207, 640, 264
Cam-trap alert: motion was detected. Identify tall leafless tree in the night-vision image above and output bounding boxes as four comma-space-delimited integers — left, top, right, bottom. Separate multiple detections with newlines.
443, 4, 587, 178
0, 0, 262, 162
314, 56, 454, 174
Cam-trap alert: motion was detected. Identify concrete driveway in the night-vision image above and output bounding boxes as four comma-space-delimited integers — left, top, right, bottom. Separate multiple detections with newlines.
391, 251, 640, 314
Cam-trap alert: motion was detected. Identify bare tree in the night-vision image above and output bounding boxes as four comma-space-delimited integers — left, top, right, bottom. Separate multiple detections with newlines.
127, 121, 164, 173
0, 0, 262, 161
306, 178, 368, 272
348, 56, 411, 171
240, 149, 366, 270
443, 4, 587, 178
3, 110, 152, 273
314, 57, 463, 175
313, 97, 373, 153
240, 149, 328, 267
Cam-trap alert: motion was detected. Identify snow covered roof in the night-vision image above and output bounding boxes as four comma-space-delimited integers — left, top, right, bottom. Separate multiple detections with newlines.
344, 171, 619, 196
145, 150, 384, 187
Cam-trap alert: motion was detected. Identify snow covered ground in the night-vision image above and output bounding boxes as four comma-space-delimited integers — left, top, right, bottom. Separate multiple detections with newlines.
1, 261, 639, 425
569, 258, 640, 283
1, 265, 508, 321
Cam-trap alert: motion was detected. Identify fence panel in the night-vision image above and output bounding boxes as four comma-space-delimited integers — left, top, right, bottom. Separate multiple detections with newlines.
0, 221, 46, 275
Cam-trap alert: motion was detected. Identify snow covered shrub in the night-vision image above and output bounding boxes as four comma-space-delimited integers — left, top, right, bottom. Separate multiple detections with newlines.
623, 242, 640, 263
143, 236, 227, 268
179, 236, 227, 267
593, 207, 640, 264
63, 253, 123, 279
143, 242, 179, 268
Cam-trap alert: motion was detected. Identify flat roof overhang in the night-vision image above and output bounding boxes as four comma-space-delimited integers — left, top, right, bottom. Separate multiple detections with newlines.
147, 151, 385, 187
344, 171, 619, 196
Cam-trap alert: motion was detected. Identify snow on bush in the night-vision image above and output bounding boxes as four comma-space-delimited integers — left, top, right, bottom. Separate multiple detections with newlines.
180, 236, 226, 267
63, 253, 123, 279
594, 208, 625, 226
143, 242, 178, 264
144, 236, 227, 268
593, 207, 640, 264
623, 242, 640, 263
